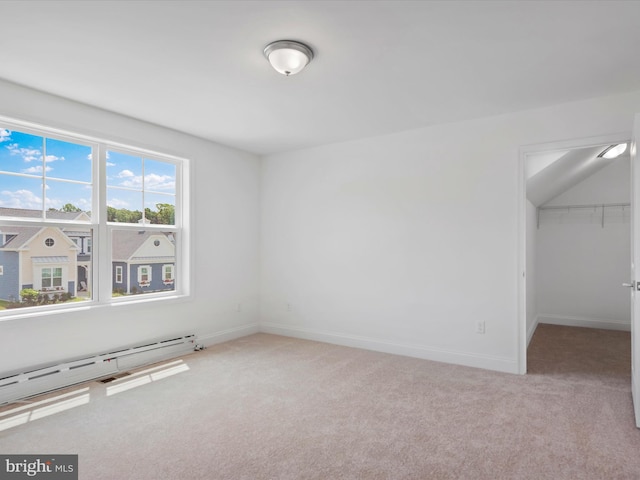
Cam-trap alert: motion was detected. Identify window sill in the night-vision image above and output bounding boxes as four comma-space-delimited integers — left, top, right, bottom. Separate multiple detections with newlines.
0, 292, 192, 323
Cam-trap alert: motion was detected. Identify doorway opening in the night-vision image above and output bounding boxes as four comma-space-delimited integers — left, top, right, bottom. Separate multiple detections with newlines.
518, 134, 631, 374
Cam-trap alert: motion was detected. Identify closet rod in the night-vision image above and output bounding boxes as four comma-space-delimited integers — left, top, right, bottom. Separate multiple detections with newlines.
538, 202, 630, 211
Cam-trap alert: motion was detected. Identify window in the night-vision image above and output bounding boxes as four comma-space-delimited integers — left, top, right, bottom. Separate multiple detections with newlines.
163, 265, 174, 284
0, 120, 187, 313
41, 267, 63, 289
137, 266, 151, 286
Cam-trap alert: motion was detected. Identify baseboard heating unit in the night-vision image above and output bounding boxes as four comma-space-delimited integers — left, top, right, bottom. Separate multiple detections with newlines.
0, 334, 196, 405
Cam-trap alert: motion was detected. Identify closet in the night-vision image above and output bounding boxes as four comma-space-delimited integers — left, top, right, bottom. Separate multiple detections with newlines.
526, 144, 631, 338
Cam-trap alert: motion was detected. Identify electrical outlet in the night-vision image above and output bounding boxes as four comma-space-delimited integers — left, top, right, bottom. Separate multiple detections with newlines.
476, 321, 485, 334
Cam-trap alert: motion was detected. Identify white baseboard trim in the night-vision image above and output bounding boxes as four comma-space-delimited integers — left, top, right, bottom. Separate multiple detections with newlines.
260, 322, 518, 374
526, 315, 540, 347
197, 323, 260, 347
538, 314, 631, 332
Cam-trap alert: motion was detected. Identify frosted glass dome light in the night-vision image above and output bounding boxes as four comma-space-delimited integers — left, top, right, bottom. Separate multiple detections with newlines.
264, 40, 314, 76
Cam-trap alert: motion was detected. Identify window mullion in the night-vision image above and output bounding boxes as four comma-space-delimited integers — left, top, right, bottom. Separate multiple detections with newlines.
97, 144, 110, 302
41, 136, 46, 219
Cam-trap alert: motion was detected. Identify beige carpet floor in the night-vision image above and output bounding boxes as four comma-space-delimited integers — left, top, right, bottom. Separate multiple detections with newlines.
1, 324, 639, 479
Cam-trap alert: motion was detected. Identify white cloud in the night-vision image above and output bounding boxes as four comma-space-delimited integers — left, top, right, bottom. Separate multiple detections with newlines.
106, 162, 115, 167
118, 169, 135, 178
6, 143, 42, 163
118, 176, 141, 189
45, 154, 63, 163
145, 173, 175, 191
108, 198, 130, 208
75, 198, 92, 210
0, 129, 10, 142
118, 173, 175, 191
0, 189, 43, 209
22, 165, 53, 174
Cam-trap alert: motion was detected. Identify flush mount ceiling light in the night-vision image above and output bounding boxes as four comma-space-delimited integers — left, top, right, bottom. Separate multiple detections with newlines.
598, 143, 628, 159
263, 40, 314, 76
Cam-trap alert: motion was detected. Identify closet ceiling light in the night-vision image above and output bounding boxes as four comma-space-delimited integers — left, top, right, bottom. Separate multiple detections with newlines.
599, 143, 627, 159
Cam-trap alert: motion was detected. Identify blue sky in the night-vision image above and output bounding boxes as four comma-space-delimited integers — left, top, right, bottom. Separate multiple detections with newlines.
106, 150, 176, 212
0, 128, 175, 215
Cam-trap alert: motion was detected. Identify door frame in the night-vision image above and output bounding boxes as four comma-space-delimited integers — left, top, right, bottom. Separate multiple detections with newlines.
517, 132, 631, 374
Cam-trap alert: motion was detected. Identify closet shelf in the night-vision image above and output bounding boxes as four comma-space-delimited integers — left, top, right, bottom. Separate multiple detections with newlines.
537, 202, 630, 229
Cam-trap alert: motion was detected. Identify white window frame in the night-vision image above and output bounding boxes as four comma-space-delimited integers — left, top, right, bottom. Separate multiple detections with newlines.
0, 117, 190, 318
39, 266, 64, 291
115, 265, 123, 284
162, 264, 174, 284
137, 265, 151, 286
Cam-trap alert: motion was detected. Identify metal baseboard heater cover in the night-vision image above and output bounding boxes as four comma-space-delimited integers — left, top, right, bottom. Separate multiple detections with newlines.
0, 334, 196, 405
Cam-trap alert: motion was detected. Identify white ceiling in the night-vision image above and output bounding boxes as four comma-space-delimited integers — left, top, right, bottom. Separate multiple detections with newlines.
1, 1, 640, 156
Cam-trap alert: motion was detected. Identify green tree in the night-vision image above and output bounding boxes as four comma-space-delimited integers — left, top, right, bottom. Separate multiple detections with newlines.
155, 203, 175, 225
61, 203, 81, 212
107, 206, 117, 222
144, 208, 158, 224
114, 208, 142, 223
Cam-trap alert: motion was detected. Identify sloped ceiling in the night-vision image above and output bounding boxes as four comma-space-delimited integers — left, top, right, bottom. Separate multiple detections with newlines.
526, 145, 622, 207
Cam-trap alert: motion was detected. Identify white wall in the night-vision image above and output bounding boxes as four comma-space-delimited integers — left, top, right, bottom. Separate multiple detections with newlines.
0, 79, 261, 374
526, 200, 537, 344
536, 157, 631, 330
260, 89, 640, 374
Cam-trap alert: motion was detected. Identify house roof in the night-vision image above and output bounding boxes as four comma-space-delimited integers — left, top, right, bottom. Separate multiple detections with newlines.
111, 230, 174, 262
32, 256, 70, 263
0, 207, 86, 221
0, 208, 172, 260
0, 226, 42, 250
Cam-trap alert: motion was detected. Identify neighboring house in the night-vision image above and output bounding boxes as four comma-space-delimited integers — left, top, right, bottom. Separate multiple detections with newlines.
0, 208, 174, 300
111, 230, 176, 294
0, 225, 79, 301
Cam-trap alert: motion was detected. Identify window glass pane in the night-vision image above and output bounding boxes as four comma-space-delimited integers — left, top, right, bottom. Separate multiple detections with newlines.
45, 180, 92, 220
107, 151, 142, 188
144, 193, 175, 225
44, 138, 92, 183
144, 159, 176, 195
0, 129, 43, 175
107, 188, 143, 223
112, 229, 176, 297
0, 175, 43, 212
